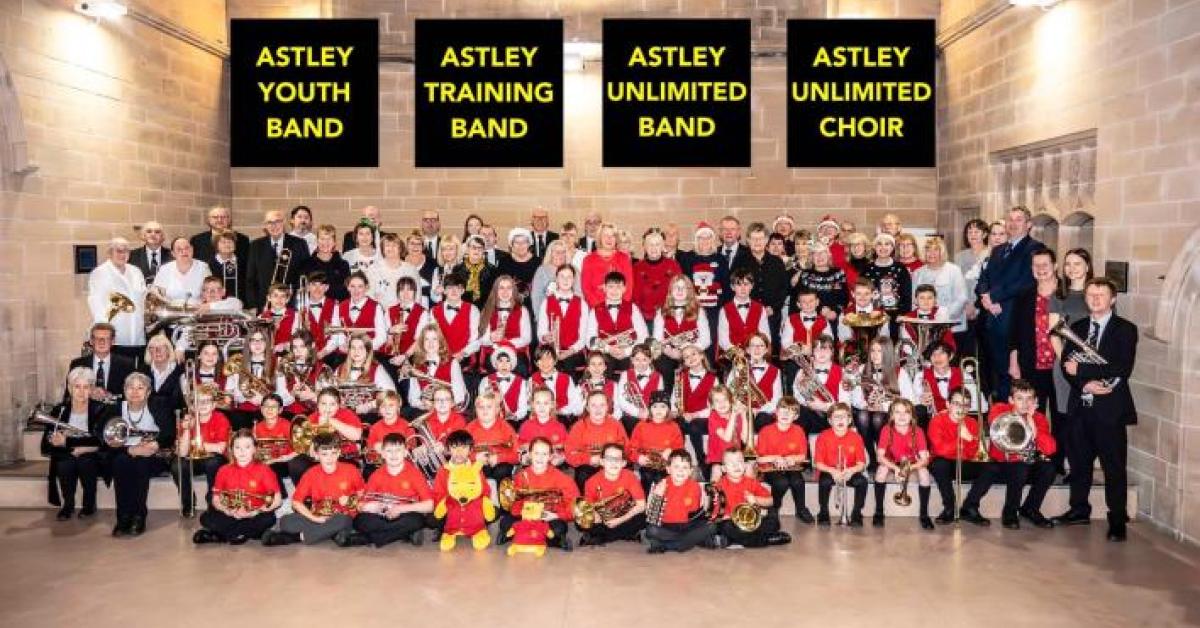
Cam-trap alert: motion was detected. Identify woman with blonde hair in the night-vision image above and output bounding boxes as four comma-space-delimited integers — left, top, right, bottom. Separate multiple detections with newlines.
580, 223, 634, 307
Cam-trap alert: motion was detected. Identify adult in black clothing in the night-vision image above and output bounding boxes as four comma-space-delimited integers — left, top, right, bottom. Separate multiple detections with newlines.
481, 224, 511, 268
454, 235, 498, 308
861, 233, 912, 337
976, 206, 1044, 400
340, 205, 394, 252
205, 230, 249, 305
67, 322, 137, 405
246, 209, 312, 311
129, 220, 172, 282
144, 333, 185, 412
676, 222, 727, 363
1007, 249, 1060, 426
109, 373, 177, 537
1054, 278, 1138, 542
45, 367, 112, 519
299, 224, 351, 301
529, 207, 559, 261
732, 223, 789, 356
499, 227, 541, 299
796, 243, 848, 320
190, 206, 250, 262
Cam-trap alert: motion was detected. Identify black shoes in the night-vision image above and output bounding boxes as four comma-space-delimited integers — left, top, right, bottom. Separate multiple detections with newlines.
796, 508, 815, 525
765, 531, 792, 546
1001, 514, 1020, 530
919, 516, 935, 530
558, 537, 574, 552
577, 532, 598, 547
1106, 524, 1127, 542
227, 535, 250, 546
848, 513, 864, 528
192, 529, 223, 545
333, 530, 369, 547
130, 516, 146, 536
55, 506, 74, 521
1053, 511, 1091, 527
646, 541, 667, 554
262, 530, 301, 546
959, 507, 990, 526
409, 531, 425, 547
112, 516, 133, 537
816, 512, 831, 527
704, 534, 729, 549
934, 510, 955, 525
1019, 509, 1055, 529
872, 512, 885, 528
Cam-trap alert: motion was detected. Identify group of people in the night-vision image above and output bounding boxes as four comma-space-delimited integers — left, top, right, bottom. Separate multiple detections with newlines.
45, 202, 1136, 553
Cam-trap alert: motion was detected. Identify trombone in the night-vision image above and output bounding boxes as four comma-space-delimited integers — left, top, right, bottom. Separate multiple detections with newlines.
834, 446, 850, 526
269, 247, 292, 288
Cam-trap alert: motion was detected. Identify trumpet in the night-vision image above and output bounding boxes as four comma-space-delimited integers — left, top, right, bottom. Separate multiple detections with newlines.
573, 488, 636, 529
312, 494, 360, 517
101, 417, 160, 448
497, 477, 564, 512
472, 437, 515, 456
834, 446, 850, 526
589, 328, 637, 354
636, 448, 668, 471
361, 492, 417, 509
253, 437, 291, 462
105, 292, 135, 322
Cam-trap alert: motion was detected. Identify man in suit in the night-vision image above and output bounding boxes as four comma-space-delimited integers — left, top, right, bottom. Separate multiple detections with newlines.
246, 209, 311, 311
480, 224, 510, 267
529, 206, 559, 261
340, 205, 393, 252
420, 209, 442, 260
204, 230, 249, 306
1054, 278, 1137, 542
128, 220, 172, 282
67, 323, 137, 405
975, 206, 1043, 399
581, 211, 602, 253
190, 206, 250, 262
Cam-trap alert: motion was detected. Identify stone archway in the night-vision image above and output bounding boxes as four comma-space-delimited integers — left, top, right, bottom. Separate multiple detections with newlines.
1060, 210, 1094, 254
1031, 212, 1059, 253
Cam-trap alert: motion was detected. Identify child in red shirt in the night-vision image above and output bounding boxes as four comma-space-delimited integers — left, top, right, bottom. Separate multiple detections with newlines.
363, 391, 414, 477
754, 396, 814, 524
813, 403, 868, 526
497, 438, 579, 552
626, 391, 684, 495
715, 449, 790, 548
578, 443, 648, 547
265, 432, 365, 546
565, 390, 628, 492
518, 387, 569, 467
193, 429, 282, 545
466, 391, 519, 482
644, 449, 719, 554
705, 385, 744, 481
872, 398, 934, 530
351, 433, 435, 547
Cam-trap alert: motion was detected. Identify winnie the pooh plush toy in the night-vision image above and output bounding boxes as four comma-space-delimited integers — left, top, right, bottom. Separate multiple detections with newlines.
434, 460, 495, 551
506, 500, 553, 557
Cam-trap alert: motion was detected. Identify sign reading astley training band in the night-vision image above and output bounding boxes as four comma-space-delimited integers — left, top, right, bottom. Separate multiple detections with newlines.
787, 19, 935, 167
415, 20, 563, 167
603, 19, 750, 167
230, 19, 378, 167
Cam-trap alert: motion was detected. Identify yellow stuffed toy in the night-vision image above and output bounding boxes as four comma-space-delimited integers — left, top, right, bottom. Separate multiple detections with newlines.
433, 460, 495, 551
506, 500, 553, 557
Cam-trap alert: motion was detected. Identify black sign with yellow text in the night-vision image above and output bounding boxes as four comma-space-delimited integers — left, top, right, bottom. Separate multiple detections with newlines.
415, 19, 563, 167
603, 19, 750, 167
787, 19, 935, 167
230, 19, 378, 167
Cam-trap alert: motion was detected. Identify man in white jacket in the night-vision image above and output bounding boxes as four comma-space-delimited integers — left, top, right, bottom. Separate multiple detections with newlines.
87, 238, 148, 366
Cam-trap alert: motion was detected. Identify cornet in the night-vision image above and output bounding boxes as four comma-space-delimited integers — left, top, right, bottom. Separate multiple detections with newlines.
589, 329, 637, 354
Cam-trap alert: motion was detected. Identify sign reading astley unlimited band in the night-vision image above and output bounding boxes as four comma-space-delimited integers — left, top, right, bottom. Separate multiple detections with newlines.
787, 19, 935, 167
415, 20, 563, 167
603, 19, 750, 167
230, 19, 379, 167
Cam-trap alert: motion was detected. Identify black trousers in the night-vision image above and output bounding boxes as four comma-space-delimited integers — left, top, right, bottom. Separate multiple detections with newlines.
267, 461, 290, 498
718, 511, 781, 547
199, 510, 276, 539
984, 310, 1013, 400
963, 460, 1056, 515
572, 465, 601, 493
678, 416, 709, 479
1067, 406, 1128, 522
929, 457, 985, 515
51, 452, 100, 510
481, 463, 515, 483
653, 356, 681, 396
497, 514, 570, 548
645, 519, 714, 552
637, 467, 666, 497
111, 451, 170, 519
763, 470, 808, 514
288, 454, 317, 486
798, 408, 830, 435
854, 409, 887, 470
578, 514, 647, 544
817, 473, 867, 515
353, 512, 428, 547
173, 455, 225, 513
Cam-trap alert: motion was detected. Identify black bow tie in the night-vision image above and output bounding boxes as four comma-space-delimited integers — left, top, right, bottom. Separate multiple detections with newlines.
752, 366, 766, 372
309, 303, 321, 310
736, 303, 750, 310
672, 305, 686, 311
496, 376, 511, 383
399, 307, 411, 315
802, 315, 817, 322
936, 376, 950, 383
497, 306, 511, 313
918, 313, 932, 320
445, 305, 459, 312
689, 373, 703, 380
425, 360, 437, 367
607, 304, 621, 311
815, 368, 829, 375
557, 298, 572, 305
636, 374, 649, 382
350, 306, 361, 313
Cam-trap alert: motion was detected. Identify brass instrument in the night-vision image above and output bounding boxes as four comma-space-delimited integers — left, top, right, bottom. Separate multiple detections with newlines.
406, 412, 446, 482
223, 353, 274, 400
660, 328, 699, 351
989, 410, 1039, 462
1050, 318, 1120, 388
636, 448, 668, 471
386, 319, 410, 358
411, 369, 469, 412
361, 492, 417, 509
180, 361, 215, 461
215, 488, 273, 511
472, 437, 515, 456
645, 483, 667, 526
755, 459, 803, 474
573, 488, 636, 529
961, 356, 991, 462
724, 346, 764, 460
894, 459, 913, 507
312, 494, 360, 517
588, 328, 637, 354
105, 292, 135, 322
622, 372, 651, 418
841, 310, 889, 363
834, 446, 850, 526
144, 290, 195, 327
497, 477, 564, 512
223, 260, 238, 305
792, 351, 835, 406
101, 417, 159, 448
731, 501, 764, 533
297, 275, 310, 334
324, 325, 376, 337
254, 437, 291, 462
894, 338, 921, 383
672, 367, 685, 418
169, 314, 267, 354
289, 415, 337, 455
269, 247, 292, 288
27, 411, 93, 439
895, 316, 956, 362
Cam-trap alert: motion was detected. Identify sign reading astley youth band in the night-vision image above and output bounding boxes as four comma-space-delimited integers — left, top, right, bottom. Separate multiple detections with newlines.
415, 20, 562, 167
603, 19, 750, 167
787, 20, 935, 167
230, 19, 378, 167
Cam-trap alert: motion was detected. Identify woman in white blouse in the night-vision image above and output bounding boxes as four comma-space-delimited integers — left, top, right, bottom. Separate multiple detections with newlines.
367, 233, 421, 308
87, 237, 148, 349
151, 237, 210, 305
911, 236, 968, 335
342, 222, 378, 275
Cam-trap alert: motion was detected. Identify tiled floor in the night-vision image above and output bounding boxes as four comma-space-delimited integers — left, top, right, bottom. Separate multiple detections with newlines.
1, 509, 1197, 627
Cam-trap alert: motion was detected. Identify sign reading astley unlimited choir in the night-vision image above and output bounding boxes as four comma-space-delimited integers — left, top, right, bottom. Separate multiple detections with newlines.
603, 19, 750, 167
415, 20, 563, 167
787, 19, 935, 167
230, 19, 378, 167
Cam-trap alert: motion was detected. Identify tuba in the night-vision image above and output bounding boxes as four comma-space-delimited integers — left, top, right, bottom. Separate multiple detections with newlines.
144, 290, 194, 328
106, 292, 135, 322
573, 488, 635, 529
841, 310, 889, 364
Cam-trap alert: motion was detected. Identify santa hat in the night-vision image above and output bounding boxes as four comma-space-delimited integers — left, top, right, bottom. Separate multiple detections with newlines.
816, 215, 840, 232
772, 214, 796, 230
490, 341, 518, 369
507, 227, 532, 248
695, 221, 715, 237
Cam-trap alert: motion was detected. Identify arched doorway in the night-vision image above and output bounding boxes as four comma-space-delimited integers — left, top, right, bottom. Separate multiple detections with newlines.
1060, 210, 1095, 253
1031, 212, 1059, 253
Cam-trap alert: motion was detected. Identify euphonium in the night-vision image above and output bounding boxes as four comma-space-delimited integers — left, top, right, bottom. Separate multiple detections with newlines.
405, 412, 445, 482
792, 352, 835, 405
573, 488, 635, 529
105, 292, 135, 322
101, 417, 159, 448
989, 410, 1038, 462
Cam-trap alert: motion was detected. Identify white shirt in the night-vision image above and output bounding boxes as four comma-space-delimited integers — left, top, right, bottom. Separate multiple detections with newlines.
911, 262, 969, 332
343, 248, 377, 275
121, 401, 159, 446
87, 260, 148, 345
152, 260, 210, 304
367, 260, 422, 308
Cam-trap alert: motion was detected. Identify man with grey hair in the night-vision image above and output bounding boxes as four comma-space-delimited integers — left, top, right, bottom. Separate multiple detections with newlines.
87, 237, 148, 365
191, 206, 250, 262
247, 209, 311, 311
976, 205, 1044, 399
129, 220, 171, 280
